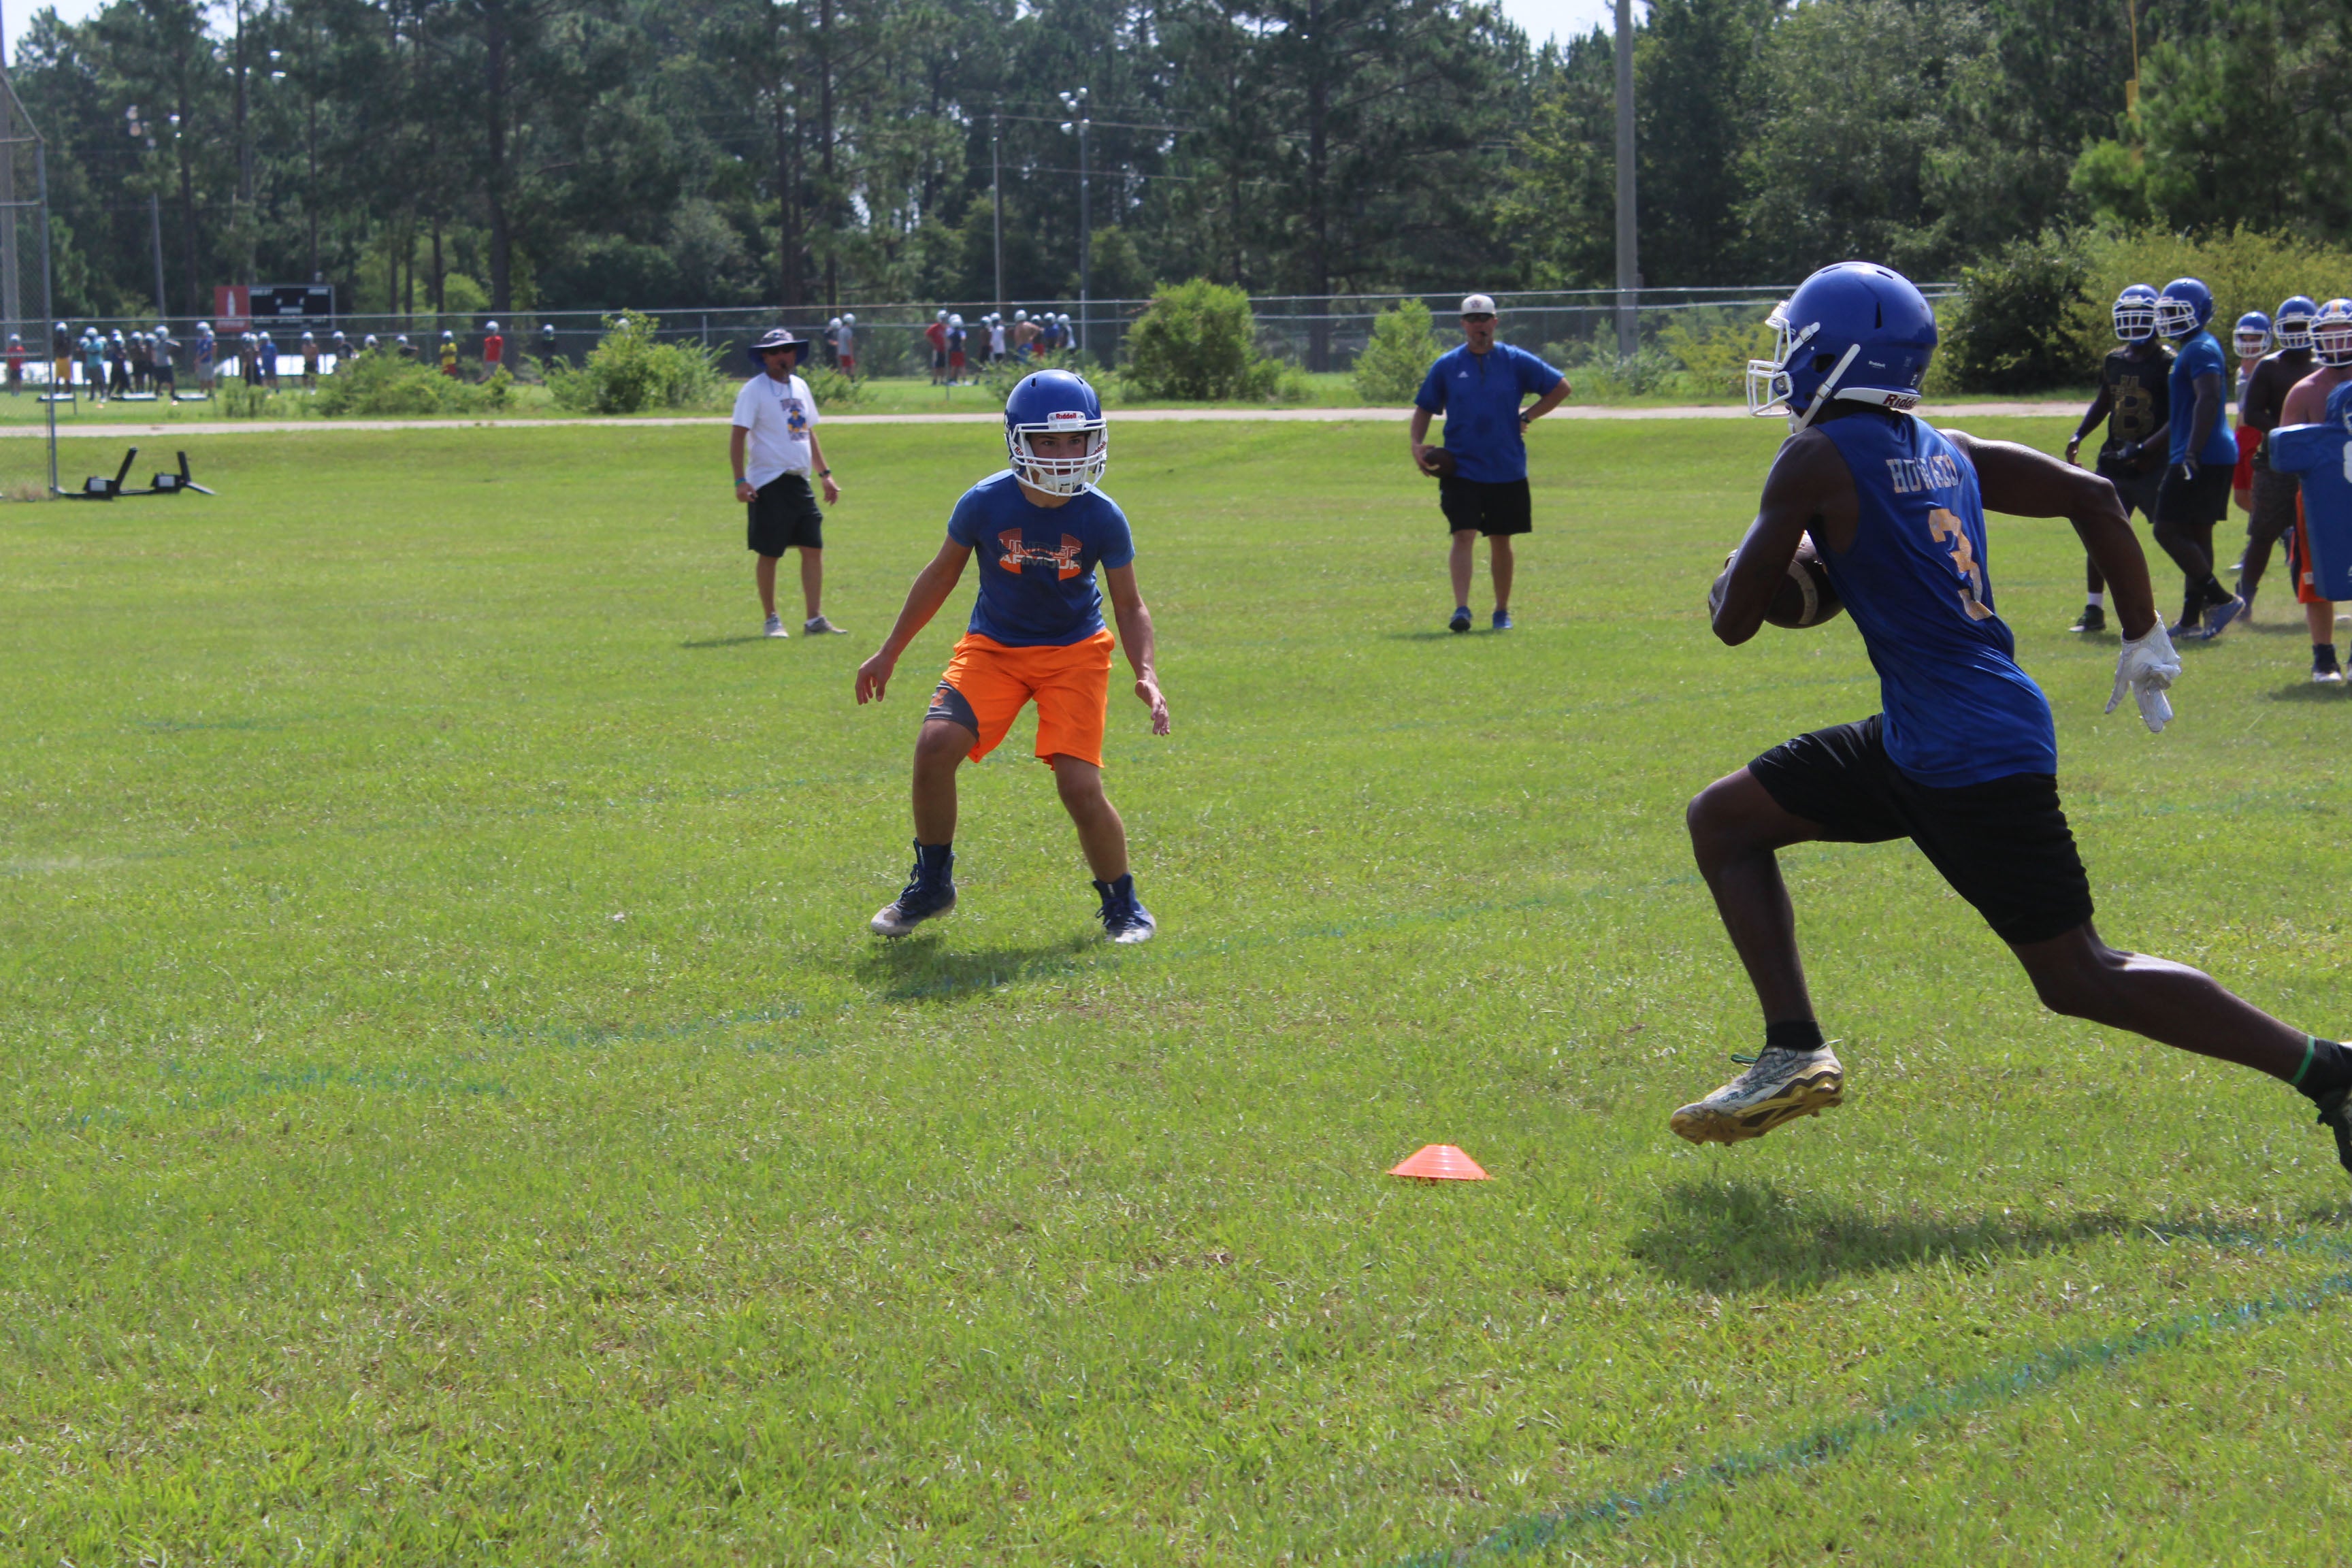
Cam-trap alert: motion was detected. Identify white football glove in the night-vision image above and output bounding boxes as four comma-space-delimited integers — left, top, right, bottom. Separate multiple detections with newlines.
2106, 623, 2181, 733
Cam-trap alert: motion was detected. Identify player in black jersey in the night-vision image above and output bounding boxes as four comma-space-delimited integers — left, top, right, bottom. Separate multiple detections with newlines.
2063, 284, 2172, 634
2233, 296, 2321, 658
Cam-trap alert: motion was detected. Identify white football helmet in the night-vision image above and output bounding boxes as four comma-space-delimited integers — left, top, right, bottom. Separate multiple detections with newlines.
2314, 299, 2352, 368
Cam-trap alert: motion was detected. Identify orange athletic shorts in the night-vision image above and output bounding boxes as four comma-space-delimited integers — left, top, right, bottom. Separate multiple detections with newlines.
926, 630, 1115, 768
2288, 494, 2331, 606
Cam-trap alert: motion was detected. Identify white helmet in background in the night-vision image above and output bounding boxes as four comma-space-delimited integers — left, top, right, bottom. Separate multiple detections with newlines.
843, 312, 855, 326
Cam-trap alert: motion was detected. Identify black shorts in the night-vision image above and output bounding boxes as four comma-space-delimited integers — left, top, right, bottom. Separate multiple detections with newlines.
932, 348, 947, 369
1438, 476, 1532, 537
2093, 458, 2161, 522
1748, 716, 2093, 947
747, 474, 823, 555
2155, 460, 2232, 529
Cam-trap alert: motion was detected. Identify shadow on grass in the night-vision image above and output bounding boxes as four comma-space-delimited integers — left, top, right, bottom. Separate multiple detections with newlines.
2268, 680, 2352, 702
1628, 1178, 2130, 1295
1379, 630, 1490, 642
679, 634, 770, 649
856, 930, 1106, 1003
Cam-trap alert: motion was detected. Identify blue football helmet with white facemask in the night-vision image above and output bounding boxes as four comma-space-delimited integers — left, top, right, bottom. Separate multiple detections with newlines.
2233, 312, 2272, 359
2155, 277, 2214, 339
1003, 368, 1107, 495
2112, 284, 2159, 342
2274, 295, 2319, 352
1746, 261, 1938, 430
2314, 299, 2352, 369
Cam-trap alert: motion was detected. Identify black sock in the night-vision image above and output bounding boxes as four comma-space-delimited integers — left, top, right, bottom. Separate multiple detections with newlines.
2290, 1036, 2352, 1102
1765, 1019, 1825, 1055
2202, 576, 2234, 607
2315, 643, 2339, 670
915, 839, 953, 881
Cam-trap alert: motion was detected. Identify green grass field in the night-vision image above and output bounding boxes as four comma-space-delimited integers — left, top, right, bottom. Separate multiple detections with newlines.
3, 416, 2347, 1564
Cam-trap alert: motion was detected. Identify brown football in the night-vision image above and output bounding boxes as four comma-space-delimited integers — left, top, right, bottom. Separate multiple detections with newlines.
1708, 534, 1843, 629
1419, 446, 1456, 479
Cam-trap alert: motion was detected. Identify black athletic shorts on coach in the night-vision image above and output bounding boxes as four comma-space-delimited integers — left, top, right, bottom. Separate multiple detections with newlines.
747, 473, 823, 555
1438, 475, 1533, 537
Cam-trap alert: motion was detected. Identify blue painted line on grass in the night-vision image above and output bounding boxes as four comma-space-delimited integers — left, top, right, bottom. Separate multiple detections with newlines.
1401, 1228, 2352, 1566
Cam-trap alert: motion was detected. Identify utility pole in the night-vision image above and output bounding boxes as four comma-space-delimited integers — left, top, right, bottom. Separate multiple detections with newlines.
992, 110, 1003, 316
1060, 88, 1090, 359
129, 106, 166, 316
0, 0, 17, 346
1613, 0, 1639, 362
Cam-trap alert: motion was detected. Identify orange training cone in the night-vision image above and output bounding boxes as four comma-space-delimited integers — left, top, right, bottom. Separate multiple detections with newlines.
1388, 1144, 1490, 1181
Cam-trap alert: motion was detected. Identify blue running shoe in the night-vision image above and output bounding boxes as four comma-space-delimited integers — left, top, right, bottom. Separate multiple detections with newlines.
1093, 874, 1156, 944
1448, 606, 1472, 634
1492, 608, 1513, 631
871, 845, 956, 936
2196, 594, 2245, 640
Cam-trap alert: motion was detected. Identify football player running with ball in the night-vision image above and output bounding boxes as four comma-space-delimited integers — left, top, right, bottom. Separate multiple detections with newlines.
855, 370, 1170, 944
1672, 263, 2352, 1179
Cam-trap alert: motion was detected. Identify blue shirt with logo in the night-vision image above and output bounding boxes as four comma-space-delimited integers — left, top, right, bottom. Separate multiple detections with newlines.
947, 470, 1135, 647
1414, 342, 1565, 484
2166, 330, 2240, 467
1811, 410, 2056, 787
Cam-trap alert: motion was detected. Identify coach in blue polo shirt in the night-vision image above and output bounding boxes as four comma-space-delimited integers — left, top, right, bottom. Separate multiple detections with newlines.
1409, 293, 1571, 632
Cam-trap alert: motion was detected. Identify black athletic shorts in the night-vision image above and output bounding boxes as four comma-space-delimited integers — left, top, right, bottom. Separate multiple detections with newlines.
2094, 457, 2161, 522
1748, 715, 2093, 947
1438, 476, 1532, 537
747, 474, 823, 555
2155, 459, 2232, 529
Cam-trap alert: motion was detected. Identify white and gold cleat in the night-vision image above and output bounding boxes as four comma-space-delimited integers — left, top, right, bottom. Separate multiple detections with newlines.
1670, 1045, 1844, 1145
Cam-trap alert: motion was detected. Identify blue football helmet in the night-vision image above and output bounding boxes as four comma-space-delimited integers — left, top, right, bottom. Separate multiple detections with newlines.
2111, 284, 2159, 342
2314, 299, 2352, 368
2274, 295, 2319, 351
1003, 368, 1107, 494
2233, 312, 2272, 358
1746, 261, 1938, 429
2155, 277, 2214, 339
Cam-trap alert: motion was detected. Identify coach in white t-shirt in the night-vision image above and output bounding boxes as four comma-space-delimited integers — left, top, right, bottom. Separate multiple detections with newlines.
731, 327, 845, 638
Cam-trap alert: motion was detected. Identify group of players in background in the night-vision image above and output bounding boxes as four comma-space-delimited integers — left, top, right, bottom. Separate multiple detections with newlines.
2070, 283, 2352, 683
916, 308, 1076, 385
6, 318, 544, 400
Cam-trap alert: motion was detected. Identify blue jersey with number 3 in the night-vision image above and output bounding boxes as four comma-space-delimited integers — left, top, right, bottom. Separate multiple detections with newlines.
1810, 411, 2056, 786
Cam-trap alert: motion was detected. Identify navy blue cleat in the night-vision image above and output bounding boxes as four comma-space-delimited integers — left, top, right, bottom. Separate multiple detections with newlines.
1449, 606, 1472, 633
871, 845, 956, 936
1093, 874, 1156, 944
1492, 608, 1513, 631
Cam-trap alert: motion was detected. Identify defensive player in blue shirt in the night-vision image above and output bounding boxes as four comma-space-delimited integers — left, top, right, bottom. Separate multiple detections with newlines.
1409, 294, 1569, 632
1671, 263, 2352, 1179
2149, 277, 2249, 638
855, 370, 1170, 944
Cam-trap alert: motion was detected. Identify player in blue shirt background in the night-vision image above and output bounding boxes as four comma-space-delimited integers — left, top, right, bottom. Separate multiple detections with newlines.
1409, 293, 1569, 633
2148, 277, 2249, 639
855, 370, 1170, 945
1671, 261, 2351, 1178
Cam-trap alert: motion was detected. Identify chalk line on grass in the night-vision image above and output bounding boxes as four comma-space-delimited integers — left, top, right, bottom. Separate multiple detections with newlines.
1402, 1228, 2352, 1566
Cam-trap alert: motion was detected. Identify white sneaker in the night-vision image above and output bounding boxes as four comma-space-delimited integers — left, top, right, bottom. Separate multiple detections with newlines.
2313, 665, 2345, 684
1669, 1045, 1844, 1145
763, 614, 787, 638
804, 615, 847, 635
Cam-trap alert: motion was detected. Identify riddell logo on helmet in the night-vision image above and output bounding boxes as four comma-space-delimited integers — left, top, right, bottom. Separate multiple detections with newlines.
1046, 410, 1088, 427
998, 529, 1083, 580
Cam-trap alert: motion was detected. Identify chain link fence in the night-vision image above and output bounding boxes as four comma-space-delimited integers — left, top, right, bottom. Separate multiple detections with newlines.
27, 283, 1960, 390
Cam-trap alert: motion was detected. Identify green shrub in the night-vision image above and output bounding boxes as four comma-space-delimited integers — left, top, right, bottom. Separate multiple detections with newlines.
313, 350, 512, 416
546, 311, 725, 414
1350, 300, 1441, 404
1940, 231, 2093, 393
800, 364, 866, 409
1659, 308, 1777, 399
1542, 327, 1684, 402
979, 348, 1090, 401
1121, 279, 1283, 401
216, 378, 277, 419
